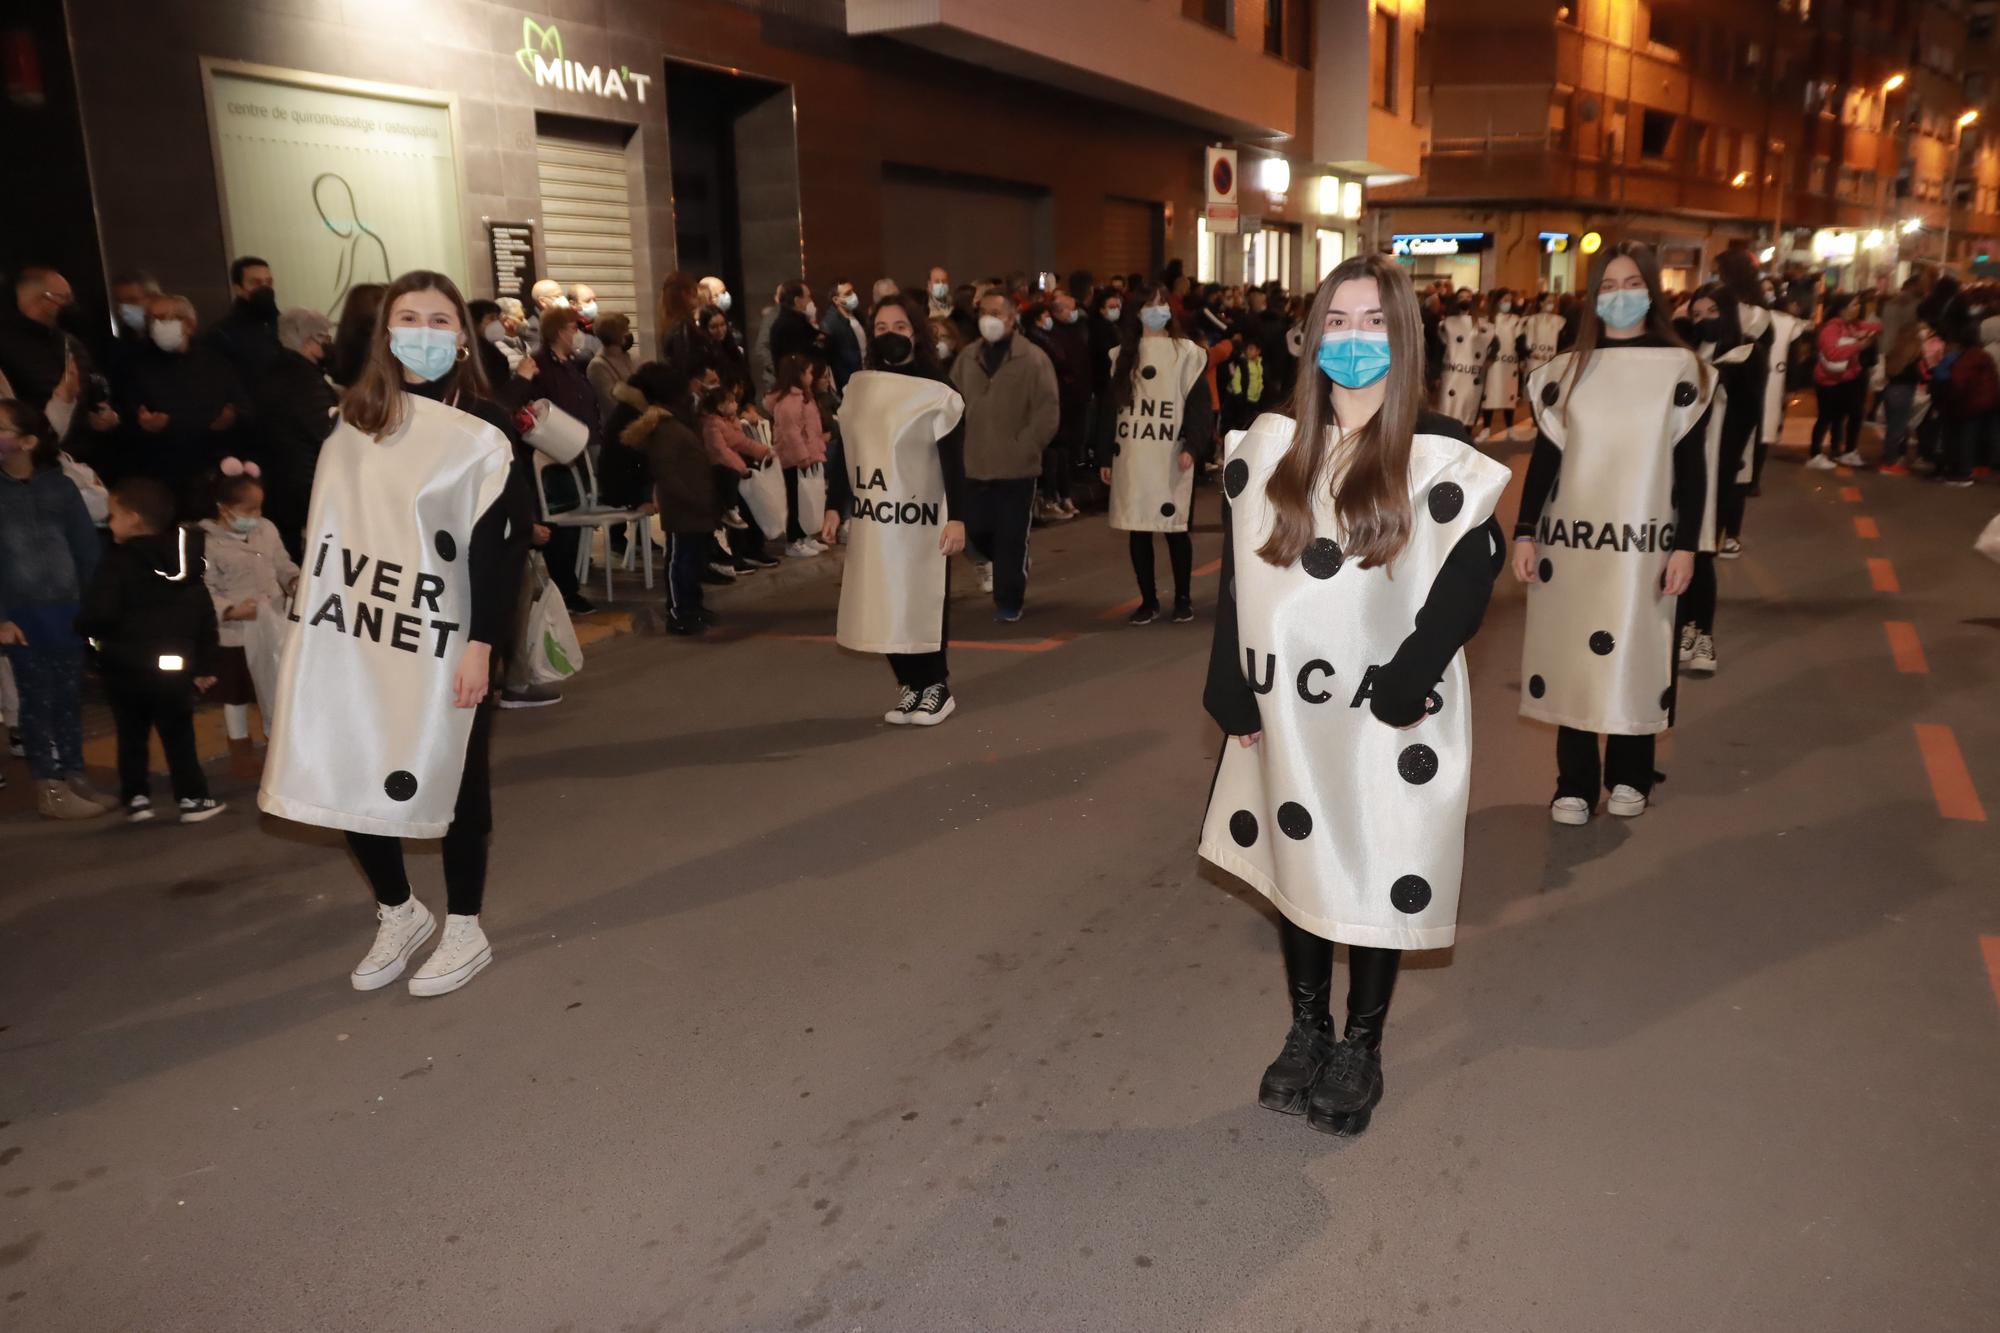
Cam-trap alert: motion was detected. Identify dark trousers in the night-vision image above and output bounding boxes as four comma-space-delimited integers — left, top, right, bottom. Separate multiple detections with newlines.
967, 476, 1037, 613
1278, 916, 1401, 1051
1677, 552, 1717, 635
1945, 413, 1994, 481
1881, 381, 1917, 464
1130, 530, 1194, 607
545, 525, 583, 600
1810, 379, 1865, 456
1556, 726, 1656, 800
781, 467, 809, 542
3, 629, 84, 779
344, 703, 494, 917
107, 684, 207, 803
666, 533, 707, 624
887, 574, 951, 689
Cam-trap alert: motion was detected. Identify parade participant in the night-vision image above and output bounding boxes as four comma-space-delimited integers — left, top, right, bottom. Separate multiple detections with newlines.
1512, 241, 1712, 825
1674, 283, 1759, 677
821, 293, 968, 726
1709, 246, 1774, 557
260, 270, 530, 998
1200, 253, 1509, 1137
1479, 289, 1526, 439
1433, 291, 1491, 429
1525, 293, 1566, 379
1094, 285, 1212, 624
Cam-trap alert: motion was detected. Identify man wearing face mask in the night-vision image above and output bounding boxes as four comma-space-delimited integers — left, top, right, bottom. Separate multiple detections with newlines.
530, 306, 603, 616
698, 275, 735, 325
522, 279, 568, 356
822, 278, 868, 390
250, 307, 339, 561
567, 283, 604, 367
768, 280, 826, 373
202, 257, 282, 388
950, 292, 1059, 620
927, 266, 953, 323
0, 267, 121, 459
1038, 291, 1092, 519
117, 293, 248, 505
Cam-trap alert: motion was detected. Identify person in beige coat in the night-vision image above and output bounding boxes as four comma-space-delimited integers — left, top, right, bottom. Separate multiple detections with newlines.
951, 293, 1059, 620
197, 461, 298, 775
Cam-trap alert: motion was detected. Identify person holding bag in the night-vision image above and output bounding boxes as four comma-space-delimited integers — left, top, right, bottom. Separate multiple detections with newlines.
197, 457, 298, 777
1805, 293, 1876, 471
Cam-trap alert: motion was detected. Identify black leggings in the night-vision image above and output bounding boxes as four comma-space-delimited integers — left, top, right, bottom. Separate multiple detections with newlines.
1480, 406, 1516, 433
1278, 916, 1401, 1051
1556, 726, 1656, 800
887, 576, 950, 690
1130, 531, 1193, 607
1811, 380, 1865, 457
1678, 551, 1717, 634
344, 703, 495, 917
781, 467, 809, 542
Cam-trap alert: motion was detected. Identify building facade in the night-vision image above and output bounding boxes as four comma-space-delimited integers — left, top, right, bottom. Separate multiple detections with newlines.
8, 0, 1423, 355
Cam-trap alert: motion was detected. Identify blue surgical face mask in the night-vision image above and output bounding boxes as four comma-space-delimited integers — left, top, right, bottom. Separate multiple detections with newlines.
1317, 331, 1392, 389
1139, 305, 1172, 331
389, 326, 461, 381
1596, 287, 1652, 331
227, 513, 259, 535
579, 301, 598, 321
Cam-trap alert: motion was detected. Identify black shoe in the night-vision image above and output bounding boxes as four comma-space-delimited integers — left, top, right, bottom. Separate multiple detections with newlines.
697, 607, 717, 626
1257, 1019, 1338, 1116
742, 551, 780, 570
908, 683, 955, 726
666, 615, 705, 637
1171, 599, 1194, 623
1127, 603, 1159, 626
1305, 1038, 1384, 1136
701, 566, 735, 586
564, 596, 597, 617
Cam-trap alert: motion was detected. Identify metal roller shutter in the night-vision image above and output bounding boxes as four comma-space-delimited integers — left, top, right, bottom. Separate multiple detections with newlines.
1101, 197, 1161, 280
534, 132, 638, 323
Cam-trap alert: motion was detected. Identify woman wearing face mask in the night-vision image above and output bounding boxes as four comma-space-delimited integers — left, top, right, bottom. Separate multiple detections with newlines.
529, 306, 604, 616
1200, 254, 1509, 1136
1524, 292, 1567, 380
1708, 247, 1774, 556
1669, 282, 1759, 678
117, 294, 248, 506
1094, 286, 1212, 623
1512, 241, 1713, 826
466, 299, 536, 409
586, 312, 636, 418
197, 460, 299, 777
819, 294, 968, 725
1432, 290, 1491, 431
1480, 289, 1527, 440
260, 269, 532, 999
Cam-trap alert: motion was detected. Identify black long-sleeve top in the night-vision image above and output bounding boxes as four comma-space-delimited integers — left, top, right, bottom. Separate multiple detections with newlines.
1203, 420, 1506, 736
405, 377, 533, 651
1513, 333, 1709, 552
822, 363, 968, 521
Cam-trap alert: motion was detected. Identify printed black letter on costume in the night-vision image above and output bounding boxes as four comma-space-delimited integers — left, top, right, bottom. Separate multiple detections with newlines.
1245, 649, 1276, 695
1296, 659, 1334, 704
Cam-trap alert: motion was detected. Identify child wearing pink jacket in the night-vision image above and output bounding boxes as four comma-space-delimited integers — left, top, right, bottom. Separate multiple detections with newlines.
768, 354, 828, 552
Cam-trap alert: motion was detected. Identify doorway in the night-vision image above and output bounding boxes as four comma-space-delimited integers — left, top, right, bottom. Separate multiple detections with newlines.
663, 60, 799, 331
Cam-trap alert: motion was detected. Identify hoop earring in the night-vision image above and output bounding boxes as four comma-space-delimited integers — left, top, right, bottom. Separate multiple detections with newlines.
456, 345, 470, 362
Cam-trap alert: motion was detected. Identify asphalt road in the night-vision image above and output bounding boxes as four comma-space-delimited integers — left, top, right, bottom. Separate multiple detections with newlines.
3, 435, 1997, 1333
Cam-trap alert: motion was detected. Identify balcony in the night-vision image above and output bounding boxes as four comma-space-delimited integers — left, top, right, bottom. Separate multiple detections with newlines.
845, 0, 1302, 141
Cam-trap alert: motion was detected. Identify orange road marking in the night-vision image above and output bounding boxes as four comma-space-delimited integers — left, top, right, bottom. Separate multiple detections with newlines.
1839, 486, 1863, 503
1100, 557, 1223, 619
1883, 621, 1929, 674
1981, 937, 2000, 1014
753, 631, 1075, 654
1914, 724, 1987, 822
1854, 516, 1879, 539
1835, 465, 1854, 477
1868, 557, 1899, 592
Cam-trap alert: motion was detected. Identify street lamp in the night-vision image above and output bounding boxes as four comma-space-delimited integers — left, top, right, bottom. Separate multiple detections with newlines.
1883, 73, 1906, 95
1943, 109, 1980, 266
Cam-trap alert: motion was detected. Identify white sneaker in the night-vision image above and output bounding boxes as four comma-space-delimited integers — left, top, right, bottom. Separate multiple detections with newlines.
1719, 537, 1743, 560
408, 914, 492, 997
1607, 785, 1648, 818
1550, 797, 1590, 826
883, 685, 919, 724
177, 797, 227, 824
977, 562, 994, 594
1687, 634, 1716, 675
785, 540, 816, 559
351, 899, 435, 991
1835, 450, 1866, 468
1678, 622, 1698, 663
804, 538, 829, 554
1804, 454, 1838, 472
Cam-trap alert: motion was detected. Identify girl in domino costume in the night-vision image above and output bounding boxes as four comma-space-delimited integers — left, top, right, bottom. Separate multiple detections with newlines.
1480, 291, 1526, 438
1511, 242, 1713, 827
1200, 254, 1508, 1138
261, 271, 531, 999
1525, 296, 1566, 379
821, 293, 969, 727
1094, 285, 1214, 623
1432, 293, 1493, 430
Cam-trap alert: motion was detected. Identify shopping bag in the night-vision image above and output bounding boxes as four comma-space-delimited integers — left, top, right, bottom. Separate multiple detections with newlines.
1976, 512, 2000, 566
739, 419, 787, 536
795, 460, 828, 534
241, 595, 290, 724
523, 554, 584, 684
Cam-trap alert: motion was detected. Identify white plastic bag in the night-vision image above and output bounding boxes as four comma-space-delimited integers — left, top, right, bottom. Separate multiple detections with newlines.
1976, 512, 2000, 566
739, 419, 787, 537
241, 596, 290, 725
523, 554, 584, 684
795, 460, 828, 535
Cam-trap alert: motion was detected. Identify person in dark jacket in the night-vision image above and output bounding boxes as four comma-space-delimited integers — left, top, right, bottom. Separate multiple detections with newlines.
75, 477, 225, 822
617, 361, 720, 634
200, 256, 282, 389
116, 294, 248, 508
0, 267, 121, 460
1035, 290, 1092, 519
768, 281, 826, 369
531, 306, 603, 615
251, 308, 339, 562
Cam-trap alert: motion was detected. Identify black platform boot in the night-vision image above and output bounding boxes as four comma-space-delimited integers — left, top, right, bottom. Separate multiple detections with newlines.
1306, 945, 1399, 1136
1260, 920, 1338, 1115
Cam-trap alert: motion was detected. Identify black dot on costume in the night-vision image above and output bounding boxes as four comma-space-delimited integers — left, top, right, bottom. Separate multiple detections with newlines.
1398, 744, 1439, 785
1160, 502, 1176, 517
1538, 558, 1554, 583
1673, 380, 1698, 407
1224, 458, 1249, 498
1277, 802, 1313, 840
1229, 810, 1259, 847
1390, 875, 1433, 915
1540, 383, 1560, 407
1300, 538, 1344, 579
1589, 630, 1616, 656
1455, 335, 1465, 344
1140, 365, 1157, 380
433, 530, 457, 562
383, 771, 419, 802
1528, 674, 1547, 698
1427, 482, 1464, 523
1446, 389, 1455, 397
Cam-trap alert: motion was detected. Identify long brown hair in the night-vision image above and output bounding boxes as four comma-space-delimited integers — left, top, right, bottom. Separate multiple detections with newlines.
340, 271, 491, 440
1111, 283, 1187, 410
658, 271, 699, 334
864, 294, 943, 377
1563, 239, 1701, 396
1256, 253, 1423, 571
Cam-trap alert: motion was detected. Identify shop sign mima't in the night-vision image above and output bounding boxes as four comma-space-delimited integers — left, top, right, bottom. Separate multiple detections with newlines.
515, 17, 650, 103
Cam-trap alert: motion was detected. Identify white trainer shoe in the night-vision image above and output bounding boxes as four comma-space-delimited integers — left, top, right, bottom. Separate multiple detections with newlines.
1835, 450, 1865, 468
1550, 797, 1590, 826
1719, 537, 1743, 560
408, 914, 492, 997
977, 562, 994, 594
1607, 785, 1649, 818
352, 898, 435, 991
1678, 622, 1698, 663
1804, 454, 1838, 472
1687, 634, 1716, 675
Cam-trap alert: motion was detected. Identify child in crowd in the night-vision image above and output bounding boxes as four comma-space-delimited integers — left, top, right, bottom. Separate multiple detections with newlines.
619, 363, 723, 636
1220, 337, 1271, 433
196, 459, 299, 777
768, 353, 829, 556
75, 477, 226, 823
698, 381, 775, 573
